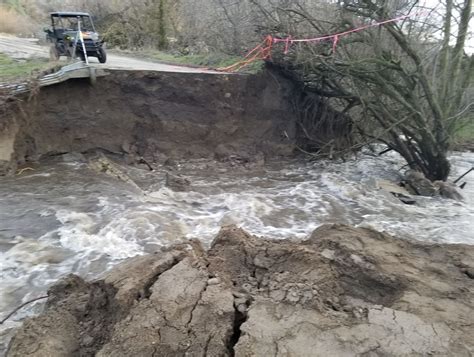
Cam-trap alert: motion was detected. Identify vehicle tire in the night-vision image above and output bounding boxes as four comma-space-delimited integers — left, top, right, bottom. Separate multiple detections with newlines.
49, 45, 59, 61
98, 47, 107, 64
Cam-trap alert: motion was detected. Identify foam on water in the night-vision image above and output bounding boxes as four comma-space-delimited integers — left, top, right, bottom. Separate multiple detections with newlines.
0, 150, 473, 352
53, 210, 144, 259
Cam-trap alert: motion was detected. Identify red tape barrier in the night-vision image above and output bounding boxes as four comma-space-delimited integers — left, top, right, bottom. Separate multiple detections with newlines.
218, 13, 417, 72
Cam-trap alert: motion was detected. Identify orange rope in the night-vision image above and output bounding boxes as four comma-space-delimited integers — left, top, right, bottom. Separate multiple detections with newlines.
218, 36, 273, 72
218, 13, 421, 73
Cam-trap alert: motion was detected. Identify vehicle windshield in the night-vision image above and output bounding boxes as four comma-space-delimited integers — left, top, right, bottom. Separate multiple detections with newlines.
54, 16, 95, 32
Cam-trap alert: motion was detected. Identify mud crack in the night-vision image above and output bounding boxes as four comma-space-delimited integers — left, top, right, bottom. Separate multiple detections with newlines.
228, 298, 251, 356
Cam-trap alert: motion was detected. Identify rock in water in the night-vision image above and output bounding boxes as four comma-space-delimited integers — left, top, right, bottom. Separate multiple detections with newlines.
6, 225, 474, 356
165, 172, 191, 192
376, 179, 416, 204
392, 192, 416, 205
404, 170, 437, 196
403, 170, 464, 200
88, 153, 142, 192
434, 181, 464, 201
61, 152, 86, 163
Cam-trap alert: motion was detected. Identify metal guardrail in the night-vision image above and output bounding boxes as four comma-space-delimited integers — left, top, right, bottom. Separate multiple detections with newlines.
0, 61, 107, 95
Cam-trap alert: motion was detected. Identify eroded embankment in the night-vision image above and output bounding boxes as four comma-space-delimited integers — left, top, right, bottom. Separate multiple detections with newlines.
6, 224, 474, 356
1, 69, 300, 175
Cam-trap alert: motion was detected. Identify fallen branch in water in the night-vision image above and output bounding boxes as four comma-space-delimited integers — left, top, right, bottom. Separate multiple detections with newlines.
454, 167, 474, 184
0, 295, 48, 324
378, 147, 393, 156
138, 157, 154, 171
16, 167, 35, 175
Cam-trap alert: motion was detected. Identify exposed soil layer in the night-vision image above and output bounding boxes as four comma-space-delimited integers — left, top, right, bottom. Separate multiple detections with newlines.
7, 224, 474, 356
0, 69, 300, 175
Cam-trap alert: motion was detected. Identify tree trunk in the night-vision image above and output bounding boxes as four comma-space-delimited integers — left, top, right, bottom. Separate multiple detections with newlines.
158, 0, 168, 50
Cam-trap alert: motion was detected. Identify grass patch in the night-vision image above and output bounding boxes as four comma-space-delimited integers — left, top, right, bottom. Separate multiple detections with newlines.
451, 117, 474, 151
114, 49, 264, 73
454, 119, 474, 141
0, 52, 53, 82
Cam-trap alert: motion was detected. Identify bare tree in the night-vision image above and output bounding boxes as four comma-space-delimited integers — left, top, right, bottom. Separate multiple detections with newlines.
260, 0, 472, 180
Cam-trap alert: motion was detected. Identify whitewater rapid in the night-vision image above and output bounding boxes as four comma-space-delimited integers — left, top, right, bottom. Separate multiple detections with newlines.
0, 149, 473, 353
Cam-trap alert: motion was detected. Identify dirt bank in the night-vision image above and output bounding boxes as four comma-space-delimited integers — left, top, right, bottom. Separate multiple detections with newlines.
7, 224, 474, 356
0, 69, 303, 175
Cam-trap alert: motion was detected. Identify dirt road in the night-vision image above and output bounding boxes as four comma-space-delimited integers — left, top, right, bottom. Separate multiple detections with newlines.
0, 34, 223, 74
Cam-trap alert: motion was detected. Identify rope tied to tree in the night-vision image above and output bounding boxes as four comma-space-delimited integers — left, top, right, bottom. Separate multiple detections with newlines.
219, 12, 421, 72
218, 35, 273, 72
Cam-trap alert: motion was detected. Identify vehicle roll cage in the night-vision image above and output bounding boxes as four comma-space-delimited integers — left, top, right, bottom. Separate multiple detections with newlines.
50, 12, 96, 33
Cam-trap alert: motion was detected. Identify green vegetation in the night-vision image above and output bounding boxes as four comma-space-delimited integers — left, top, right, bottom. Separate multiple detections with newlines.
118, 49, 263, 73
454, 119, 474, 142
149, 51, 245, 69
157, 0, 168, 50
0, 53, 52, 81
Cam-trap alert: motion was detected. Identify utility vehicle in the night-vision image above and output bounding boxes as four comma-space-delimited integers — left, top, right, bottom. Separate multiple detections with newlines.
45, 12, 107, 63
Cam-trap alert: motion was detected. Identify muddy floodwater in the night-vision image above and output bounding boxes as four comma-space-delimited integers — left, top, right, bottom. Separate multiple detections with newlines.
1, 149, 473, 353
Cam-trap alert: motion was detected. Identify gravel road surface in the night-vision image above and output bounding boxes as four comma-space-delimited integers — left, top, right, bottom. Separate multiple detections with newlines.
0, 34, 222, 74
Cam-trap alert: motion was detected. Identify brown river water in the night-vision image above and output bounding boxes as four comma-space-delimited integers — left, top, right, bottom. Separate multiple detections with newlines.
0, 148, 473, 353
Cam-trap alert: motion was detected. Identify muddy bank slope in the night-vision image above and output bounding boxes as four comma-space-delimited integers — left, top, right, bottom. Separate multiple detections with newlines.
7, 224, 474, 356
1, 70, 299, 174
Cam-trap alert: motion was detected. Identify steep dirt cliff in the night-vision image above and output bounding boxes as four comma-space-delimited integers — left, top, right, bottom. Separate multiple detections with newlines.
7, 224, 474, 356
0, 70, 299, 175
